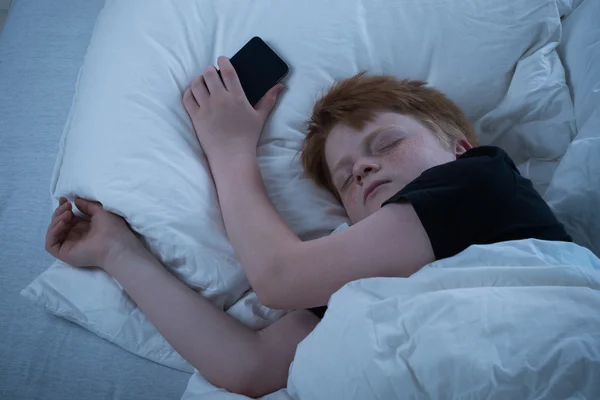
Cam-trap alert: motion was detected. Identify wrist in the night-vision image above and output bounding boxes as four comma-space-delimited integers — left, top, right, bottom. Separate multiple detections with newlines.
101, 239, 147, 274
208, 151, 259, 179
206, 146, 256, 165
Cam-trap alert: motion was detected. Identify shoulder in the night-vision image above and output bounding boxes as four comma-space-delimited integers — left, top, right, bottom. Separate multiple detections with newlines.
461, 146, 519, 204
459, 145, 516, 171
430, 146, 517, 193
441, 145, 517, 184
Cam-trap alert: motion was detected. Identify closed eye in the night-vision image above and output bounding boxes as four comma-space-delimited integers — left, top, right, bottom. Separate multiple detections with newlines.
376, 139, 402, 153
341, 175, 353, 190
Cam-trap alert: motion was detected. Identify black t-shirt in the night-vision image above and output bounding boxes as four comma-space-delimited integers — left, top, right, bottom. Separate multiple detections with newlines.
309, 146, 571, 318
382, 145, 571, 259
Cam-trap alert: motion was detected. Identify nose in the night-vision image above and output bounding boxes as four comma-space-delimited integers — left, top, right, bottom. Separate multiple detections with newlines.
353, 159, 380, 185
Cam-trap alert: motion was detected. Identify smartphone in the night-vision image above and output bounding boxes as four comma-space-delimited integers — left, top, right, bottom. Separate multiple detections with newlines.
222, 37, 289, 106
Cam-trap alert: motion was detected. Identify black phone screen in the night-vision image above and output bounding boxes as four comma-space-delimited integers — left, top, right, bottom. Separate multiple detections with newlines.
227, 37, 289, 106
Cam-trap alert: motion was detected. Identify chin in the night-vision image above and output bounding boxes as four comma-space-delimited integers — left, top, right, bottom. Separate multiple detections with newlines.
372, 188, 391, 208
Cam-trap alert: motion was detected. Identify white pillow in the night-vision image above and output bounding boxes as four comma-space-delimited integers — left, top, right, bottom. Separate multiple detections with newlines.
22, 0, 575, 373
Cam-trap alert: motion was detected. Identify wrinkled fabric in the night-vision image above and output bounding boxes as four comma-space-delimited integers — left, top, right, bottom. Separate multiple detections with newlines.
19, 0, 593, 390
545, 0, 600, 256
289, 240, 600, 400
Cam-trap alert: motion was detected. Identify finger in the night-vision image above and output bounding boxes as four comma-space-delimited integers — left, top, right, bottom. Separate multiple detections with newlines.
255, 84, 284, 119
74, 198, 104, 217
183, 88, 199, 115
59, 197, 68, 206
51, 209, 72, 229
191, 75, 209, 105
45, 219, 72, 256
203, 65, 225, 96
217, 56, 243, 95
53, 200, 72, 218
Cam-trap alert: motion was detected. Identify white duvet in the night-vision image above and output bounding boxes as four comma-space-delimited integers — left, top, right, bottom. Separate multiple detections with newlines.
183, 240, 600, 399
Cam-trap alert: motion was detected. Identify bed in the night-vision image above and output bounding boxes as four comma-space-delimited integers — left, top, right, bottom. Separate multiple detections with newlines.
1, 0, 599, 399
0, 1, 189, 399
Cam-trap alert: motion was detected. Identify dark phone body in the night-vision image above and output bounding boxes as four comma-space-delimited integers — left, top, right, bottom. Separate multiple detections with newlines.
224, 37, 289, 106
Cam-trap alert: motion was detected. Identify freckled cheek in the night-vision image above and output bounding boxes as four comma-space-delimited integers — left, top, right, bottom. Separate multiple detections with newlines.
383, 147, 413, 169
381, 147, 425, 184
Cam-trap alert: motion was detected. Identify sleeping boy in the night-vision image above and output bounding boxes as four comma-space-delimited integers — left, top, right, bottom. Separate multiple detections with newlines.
45, 57, 571, 397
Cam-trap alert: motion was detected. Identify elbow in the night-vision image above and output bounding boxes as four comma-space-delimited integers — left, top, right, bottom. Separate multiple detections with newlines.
202, 353, 275, 398
254, 283, 287, 310
220, 379, 265, 399
251, 265, 289, 310
207, 376, 265, 399
251, 248, 303, 310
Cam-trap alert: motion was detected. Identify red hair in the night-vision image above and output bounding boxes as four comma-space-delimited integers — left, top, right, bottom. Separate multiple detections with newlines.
301, 72, 478, 201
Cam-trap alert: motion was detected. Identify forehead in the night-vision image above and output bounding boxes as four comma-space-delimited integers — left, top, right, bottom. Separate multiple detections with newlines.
324, 112, 420, 170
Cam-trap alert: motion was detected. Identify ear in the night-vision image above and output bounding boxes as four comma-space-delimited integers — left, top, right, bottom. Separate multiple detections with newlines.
454, 138, 473, 158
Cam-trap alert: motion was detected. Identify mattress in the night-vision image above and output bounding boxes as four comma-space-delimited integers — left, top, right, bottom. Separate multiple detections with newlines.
0, 1, 189, 399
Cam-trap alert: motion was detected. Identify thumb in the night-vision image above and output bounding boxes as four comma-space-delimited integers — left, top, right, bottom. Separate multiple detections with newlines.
255, 84, 284, 119
74, 198, 104, 216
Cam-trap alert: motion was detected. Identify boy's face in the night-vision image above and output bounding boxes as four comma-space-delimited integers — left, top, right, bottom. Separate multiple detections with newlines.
325, 111, 471, 224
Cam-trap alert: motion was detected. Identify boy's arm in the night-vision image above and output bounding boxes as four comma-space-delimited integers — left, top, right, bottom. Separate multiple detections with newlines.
103, 247, 319, 398
183, 57, 432, 312
210, 154, 435, 310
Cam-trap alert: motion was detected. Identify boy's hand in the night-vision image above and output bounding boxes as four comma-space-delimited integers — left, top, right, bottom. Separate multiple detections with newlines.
182, 56, 284, 162
45, 197, 142, 269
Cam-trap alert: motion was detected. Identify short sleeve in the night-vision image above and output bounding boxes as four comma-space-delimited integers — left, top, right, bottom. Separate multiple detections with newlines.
381, 147, 515, 260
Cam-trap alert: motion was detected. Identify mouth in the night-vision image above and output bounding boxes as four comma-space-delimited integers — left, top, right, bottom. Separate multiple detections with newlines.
364, 180, 390, 203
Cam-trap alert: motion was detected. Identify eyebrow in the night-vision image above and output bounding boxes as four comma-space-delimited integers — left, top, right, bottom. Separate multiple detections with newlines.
331, 126, 397, 177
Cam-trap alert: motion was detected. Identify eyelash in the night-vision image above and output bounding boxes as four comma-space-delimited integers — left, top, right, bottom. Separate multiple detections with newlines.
342, 175, 353, 190
376, 139, 401, 153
